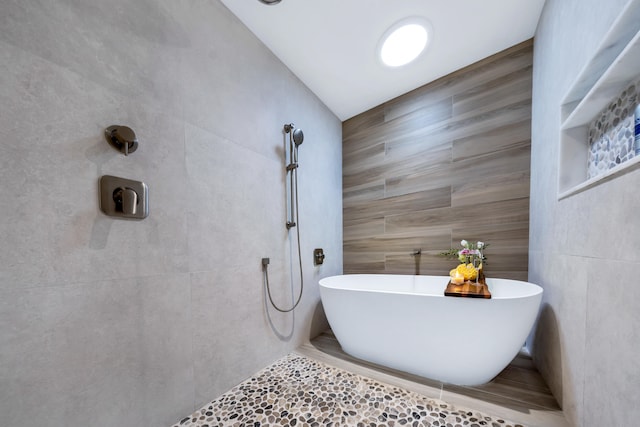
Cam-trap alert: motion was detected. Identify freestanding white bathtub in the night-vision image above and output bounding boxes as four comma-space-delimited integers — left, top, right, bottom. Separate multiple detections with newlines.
319, 274, 543, 386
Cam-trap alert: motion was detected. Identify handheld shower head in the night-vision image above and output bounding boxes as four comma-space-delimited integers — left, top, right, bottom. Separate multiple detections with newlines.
284, 123, 304, 146
292, 128, 304, 146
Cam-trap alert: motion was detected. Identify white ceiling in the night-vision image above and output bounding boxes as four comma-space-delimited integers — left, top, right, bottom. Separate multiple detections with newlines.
220, 0, 546, 121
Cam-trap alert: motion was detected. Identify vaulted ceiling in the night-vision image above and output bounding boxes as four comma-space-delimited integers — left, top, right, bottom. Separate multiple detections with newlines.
220, 0, 546, 120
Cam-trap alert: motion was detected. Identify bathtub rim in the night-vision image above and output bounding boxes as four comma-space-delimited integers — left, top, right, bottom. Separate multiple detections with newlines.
318, 273, 542, 300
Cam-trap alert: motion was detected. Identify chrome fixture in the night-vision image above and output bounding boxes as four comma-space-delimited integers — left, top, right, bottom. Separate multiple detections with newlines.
284, 123, 304, 147
262, 123, 305, 313
284, 123, 303, 229
99, 175, 148, 219
411, 248, 422, 275
258, 0, 282, 4
105, 125, 138, 156
313, 248, 325, 266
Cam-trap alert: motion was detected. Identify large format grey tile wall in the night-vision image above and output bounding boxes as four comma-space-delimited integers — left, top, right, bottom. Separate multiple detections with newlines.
0, 1, 342, 426
530, 0, 640, 426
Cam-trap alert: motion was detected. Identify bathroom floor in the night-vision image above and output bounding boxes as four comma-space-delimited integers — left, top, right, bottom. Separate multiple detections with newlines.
299, 331, 568, 427
173, 330, 568, 427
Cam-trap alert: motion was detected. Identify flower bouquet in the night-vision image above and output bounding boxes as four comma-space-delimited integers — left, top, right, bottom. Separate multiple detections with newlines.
440, 240, 487, 286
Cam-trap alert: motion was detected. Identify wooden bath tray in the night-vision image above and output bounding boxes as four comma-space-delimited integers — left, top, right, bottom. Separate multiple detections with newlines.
444, 281, 492, 299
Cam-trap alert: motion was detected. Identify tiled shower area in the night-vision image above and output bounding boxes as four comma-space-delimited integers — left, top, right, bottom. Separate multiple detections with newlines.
171, 331, 567, 427
1, 0, 639, 426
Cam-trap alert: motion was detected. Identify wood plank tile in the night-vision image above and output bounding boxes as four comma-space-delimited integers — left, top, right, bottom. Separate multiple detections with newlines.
358, 98, 453, 149
384, 252, 456, 276
343, 126, 388, 159
343, 163, 389, 191
343, 98, 452, 159
452, 65, 533, 118
385, 143, 452, 173
385, 198, 530, 233
451, 170, 530, 207
343, 217, 385, 241
484, 270, 529, 281
452, 221, 530, 250
343, 141, 386, 174
385, 97, 453, 129
344, 230, 451, 254
341, 252, 386, 273
384, 98, 531, 160
509, 353, 536, 370
343, 104, 385, 138
384, 164, 454, 197
344, 187, 451, 221
442, 98, 532, 142
342, 39, 532, 278
451, 144, 531, 206
452, 120, 531, 161
383, 126, 452, 160
383, 147, 452, 195
383, 40, 533, 122
495, 365, 554, 394
343, 181, 385, 205
480, 256, 529, 276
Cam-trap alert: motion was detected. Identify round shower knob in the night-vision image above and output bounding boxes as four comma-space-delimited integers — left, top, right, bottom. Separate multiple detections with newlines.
105, 125, 139, 156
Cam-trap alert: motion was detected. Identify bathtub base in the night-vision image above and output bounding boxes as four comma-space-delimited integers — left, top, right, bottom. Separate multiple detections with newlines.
319, 274, 543, 386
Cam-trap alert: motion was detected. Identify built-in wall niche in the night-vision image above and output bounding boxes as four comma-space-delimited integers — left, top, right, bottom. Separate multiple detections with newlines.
559, 0, 640, 199
587, 78, 639, 179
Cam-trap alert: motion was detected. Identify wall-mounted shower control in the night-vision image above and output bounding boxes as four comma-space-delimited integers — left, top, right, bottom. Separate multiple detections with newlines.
99, 175, 148, 219
314, 248, 325, 266
113, 187, 138, 215
105, 125, 139, 156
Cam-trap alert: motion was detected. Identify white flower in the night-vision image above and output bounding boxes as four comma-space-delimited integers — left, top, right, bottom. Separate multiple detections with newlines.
460, 240, 468, 248
477, 241, 485, 249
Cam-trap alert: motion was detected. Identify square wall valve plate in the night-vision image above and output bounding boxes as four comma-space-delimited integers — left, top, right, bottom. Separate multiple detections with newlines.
99, 175, 148, 219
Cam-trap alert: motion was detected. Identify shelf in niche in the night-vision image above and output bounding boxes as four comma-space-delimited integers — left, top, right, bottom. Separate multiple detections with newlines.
561, 0, 640, 123
561, 31, 640, 130
558, 0, 640, 198
559, 156, 640, 200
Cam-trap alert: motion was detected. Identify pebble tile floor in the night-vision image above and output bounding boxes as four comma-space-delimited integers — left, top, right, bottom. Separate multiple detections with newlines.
172, 353, 525, 427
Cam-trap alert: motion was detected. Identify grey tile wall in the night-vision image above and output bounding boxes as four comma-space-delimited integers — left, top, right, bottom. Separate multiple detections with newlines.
0, 1, 342, 426
530, 0, 640, 426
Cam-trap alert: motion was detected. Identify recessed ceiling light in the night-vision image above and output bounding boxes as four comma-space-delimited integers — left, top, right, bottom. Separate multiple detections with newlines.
378, 18, 431, 67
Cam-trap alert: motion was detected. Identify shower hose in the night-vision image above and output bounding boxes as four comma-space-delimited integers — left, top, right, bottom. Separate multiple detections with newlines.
264, 143, 303, 313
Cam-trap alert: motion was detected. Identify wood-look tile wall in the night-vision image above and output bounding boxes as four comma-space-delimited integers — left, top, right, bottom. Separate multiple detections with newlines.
342, 40, 533, 280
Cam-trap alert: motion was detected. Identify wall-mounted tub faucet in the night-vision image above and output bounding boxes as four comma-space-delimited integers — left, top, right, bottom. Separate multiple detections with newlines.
411, 249, 422, 275
105, 125, 138, 156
